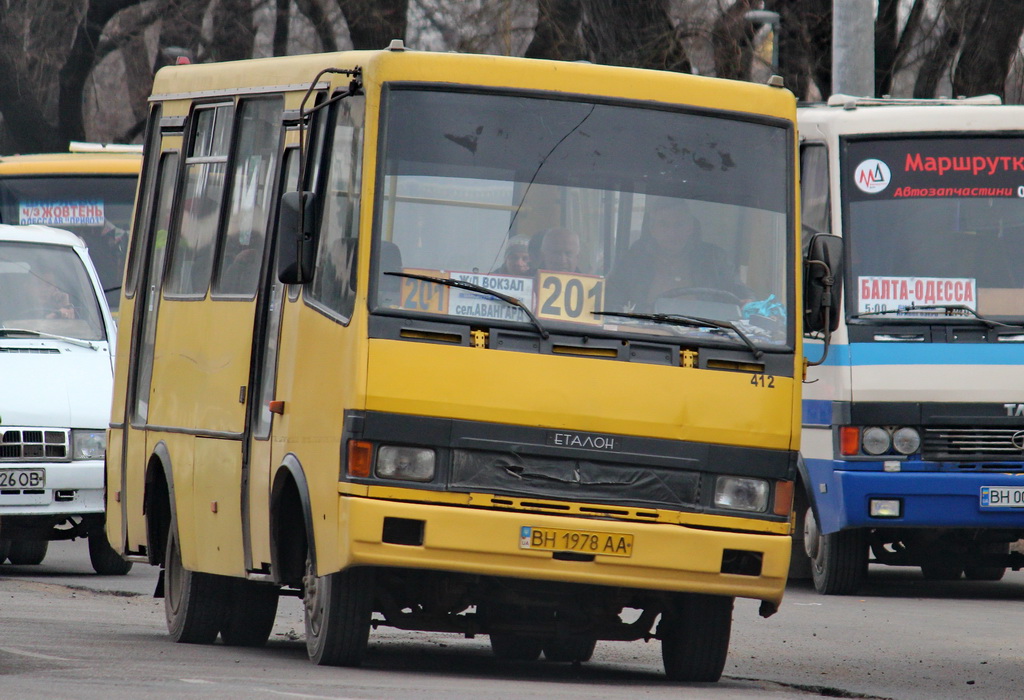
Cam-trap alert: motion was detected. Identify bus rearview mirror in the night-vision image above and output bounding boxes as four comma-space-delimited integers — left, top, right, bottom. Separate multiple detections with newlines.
277, 190, 317, 284
804, 233, 843, 333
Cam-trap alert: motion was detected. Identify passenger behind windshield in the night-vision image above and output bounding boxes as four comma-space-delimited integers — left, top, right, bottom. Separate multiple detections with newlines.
492, 236, 531, 275
606, 197, 746, 313
531, 227, 582, 274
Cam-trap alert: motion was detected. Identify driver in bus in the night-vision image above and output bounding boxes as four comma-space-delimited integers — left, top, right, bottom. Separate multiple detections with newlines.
605, 197, 743, 311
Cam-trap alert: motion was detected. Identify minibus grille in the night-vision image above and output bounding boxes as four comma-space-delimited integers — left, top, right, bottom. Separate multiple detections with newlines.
923, 427, 1024, 463
0, 428, 69, 461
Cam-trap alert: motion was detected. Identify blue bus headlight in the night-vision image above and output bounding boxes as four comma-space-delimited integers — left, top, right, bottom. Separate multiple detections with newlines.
72, 430, 106, 460
714, 476, 769, 512
892, 427, 921, 455
376, 446, 436, 482
861, 426, 891, 455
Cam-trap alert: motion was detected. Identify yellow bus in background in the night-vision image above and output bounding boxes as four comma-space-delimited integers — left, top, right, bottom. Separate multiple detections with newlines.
0, 143, 142, 312
107, 45, 838, 681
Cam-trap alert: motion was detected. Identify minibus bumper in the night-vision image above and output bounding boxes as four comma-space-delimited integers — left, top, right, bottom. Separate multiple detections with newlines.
338, 496, 790, 605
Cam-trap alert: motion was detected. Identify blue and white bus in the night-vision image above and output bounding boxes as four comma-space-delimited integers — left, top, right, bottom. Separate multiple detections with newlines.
795, 95, 1024, 594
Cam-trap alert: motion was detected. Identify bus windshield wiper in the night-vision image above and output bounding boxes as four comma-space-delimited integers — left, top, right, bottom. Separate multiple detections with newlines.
384, 271, 550, 339
850, 304, 1022, 328
592, 310, 763, 359
0, 327, 100, 350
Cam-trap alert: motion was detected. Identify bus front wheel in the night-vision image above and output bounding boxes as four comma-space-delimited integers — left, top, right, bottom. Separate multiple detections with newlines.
804, 507, 867, 595
659, 593, 733, 682
303, 555, 374, 666
164, 527, 228, 644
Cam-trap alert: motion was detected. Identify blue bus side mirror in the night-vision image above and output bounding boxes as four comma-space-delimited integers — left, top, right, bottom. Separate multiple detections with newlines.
277, 190, 317, 284
804, 233, 843, 334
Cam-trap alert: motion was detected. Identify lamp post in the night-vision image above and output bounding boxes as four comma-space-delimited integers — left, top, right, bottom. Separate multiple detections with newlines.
743, 10, 781, 74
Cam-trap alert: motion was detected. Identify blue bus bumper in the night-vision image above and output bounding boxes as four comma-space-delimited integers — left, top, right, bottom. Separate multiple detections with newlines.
803, 458, 1024, 534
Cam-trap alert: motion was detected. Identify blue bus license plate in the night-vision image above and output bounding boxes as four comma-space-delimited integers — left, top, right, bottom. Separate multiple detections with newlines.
980, 486, 1024, 508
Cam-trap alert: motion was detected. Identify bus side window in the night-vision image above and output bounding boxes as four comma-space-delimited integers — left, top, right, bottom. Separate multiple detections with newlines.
214, 97, 284, 297
165, 103, 233, 297
307, 93, 365, 320
800, 143, 830, 244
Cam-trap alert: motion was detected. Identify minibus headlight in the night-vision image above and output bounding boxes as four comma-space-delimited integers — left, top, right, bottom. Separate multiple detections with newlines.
72, 430, 106, 460
376, 446, 436, 482
892, 427, 921, 455
714, 476, 769, 512
861, 427, 891, 456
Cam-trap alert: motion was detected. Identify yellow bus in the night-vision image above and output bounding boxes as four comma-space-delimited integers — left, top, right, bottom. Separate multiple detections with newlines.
0, 144, 142, 312
107, 44, 838, 681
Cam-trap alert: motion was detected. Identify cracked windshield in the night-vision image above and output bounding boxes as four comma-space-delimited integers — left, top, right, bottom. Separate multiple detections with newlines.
371, 88, 792, 352
841, 136, 1024, 321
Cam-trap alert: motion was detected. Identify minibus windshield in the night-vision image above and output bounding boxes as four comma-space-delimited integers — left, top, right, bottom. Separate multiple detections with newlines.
369, 87, 793, 351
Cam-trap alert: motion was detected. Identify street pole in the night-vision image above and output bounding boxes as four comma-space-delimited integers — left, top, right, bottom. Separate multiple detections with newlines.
832, 0, 874, 97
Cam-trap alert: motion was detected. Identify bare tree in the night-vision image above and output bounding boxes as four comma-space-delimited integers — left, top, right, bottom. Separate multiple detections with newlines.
952, 0, 1024, 98
525, 0, 584, 61
582, 0, 691, 72
711, 0, 759, 81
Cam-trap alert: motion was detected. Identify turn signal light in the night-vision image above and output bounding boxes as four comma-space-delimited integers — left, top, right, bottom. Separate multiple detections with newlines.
347, 440, 373, 478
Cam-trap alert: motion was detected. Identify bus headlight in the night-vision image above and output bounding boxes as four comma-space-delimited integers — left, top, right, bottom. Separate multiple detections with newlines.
892, 427, 921, 455
72, 430, 106, 460
376, 446, 436, 482
861, 427, 891, 456
714, 476, 769, 512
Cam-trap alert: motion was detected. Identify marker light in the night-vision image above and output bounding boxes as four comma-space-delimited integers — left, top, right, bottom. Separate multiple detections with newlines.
870, 498, 902, 518
347, 440, 373, 478
839, 426, 860, 456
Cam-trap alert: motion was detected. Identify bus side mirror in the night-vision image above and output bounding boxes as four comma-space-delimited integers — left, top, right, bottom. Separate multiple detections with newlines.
803, 233, 843, 334
277, 191, 317, 284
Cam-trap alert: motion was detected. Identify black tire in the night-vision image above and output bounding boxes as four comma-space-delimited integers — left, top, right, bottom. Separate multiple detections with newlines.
660, 593, 733, 682
303, 554, 374, 666
88, 532, 133, 575
787, 501, 812, 580
7, 540, 48, 565
964, 543, 1009, 581
220, 579, 280, 647
920, 564, 962, 581
164, 527, 229, 644
0, 539, 9, 563
490, 633, 544, 661
805, 507, 867, 595
543, 636, 596, 663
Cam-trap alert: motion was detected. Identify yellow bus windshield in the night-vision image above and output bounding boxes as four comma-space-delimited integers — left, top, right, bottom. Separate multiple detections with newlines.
370, 88, 792, 353
0, 175, 137, 311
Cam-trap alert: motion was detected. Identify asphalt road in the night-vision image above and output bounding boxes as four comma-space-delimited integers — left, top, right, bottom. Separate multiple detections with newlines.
1, 540, 1022, 700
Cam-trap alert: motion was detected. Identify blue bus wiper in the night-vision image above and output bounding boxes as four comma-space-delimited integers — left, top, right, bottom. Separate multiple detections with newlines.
592, 310, 762, 359
850, 303, 1022, 328
384, 271, 550, 339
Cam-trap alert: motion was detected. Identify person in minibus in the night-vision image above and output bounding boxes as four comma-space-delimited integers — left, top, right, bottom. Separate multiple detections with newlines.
605, 197, 741, 311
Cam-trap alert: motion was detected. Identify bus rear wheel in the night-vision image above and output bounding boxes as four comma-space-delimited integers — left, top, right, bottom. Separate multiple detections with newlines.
804, 507, 867, 595
660, 593, 733, 682
221, 579, 280, 647
543, 636, 596, 663
490, 633, 544, 661
303, 555, 374, 666
7, 540, 48, 565
164, 528, 229, 644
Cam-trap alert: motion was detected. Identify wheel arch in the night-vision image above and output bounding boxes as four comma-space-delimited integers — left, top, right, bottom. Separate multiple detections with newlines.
144, 441, 174, 567
270, 453, 314, 586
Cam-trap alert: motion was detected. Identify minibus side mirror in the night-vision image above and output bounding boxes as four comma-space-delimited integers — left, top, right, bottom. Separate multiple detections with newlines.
804, 232, 843, 334
277, 190, 317, 284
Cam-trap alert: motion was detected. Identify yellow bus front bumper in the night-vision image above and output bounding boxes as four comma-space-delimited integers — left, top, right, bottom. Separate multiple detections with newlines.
339, 496, 790, 606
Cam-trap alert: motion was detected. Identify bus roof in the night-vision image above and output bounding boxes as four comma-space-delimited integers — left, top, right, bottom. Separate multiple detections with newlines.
150, 46, 797, 122
798, 95, 1024, 138
0, 151, 142, 176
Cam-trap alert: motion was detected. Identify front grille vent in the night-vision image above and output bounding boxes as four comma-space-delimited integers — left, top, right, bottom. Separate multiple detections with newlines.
923, 427, 1024, 463
0, 347, 61, 354
0, 428, 69, 461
